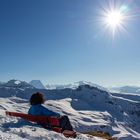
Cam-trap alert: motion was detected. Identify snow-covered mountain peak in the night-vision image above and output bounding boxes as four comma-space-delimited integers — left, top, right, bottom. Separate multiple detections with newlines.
0, 80, 140, 139
14, 80, 21, 85
2, 79, 34, 89
45, 81, 108, 91
73, 81, 108, 91
29, 80, 46, 89
74, 80, 92, 86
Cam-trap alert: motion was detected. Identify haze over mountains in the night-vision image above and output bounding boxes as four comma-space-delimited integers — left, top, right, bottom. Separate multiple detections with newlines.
110, 86, 140, 94
1, 79, 140, 94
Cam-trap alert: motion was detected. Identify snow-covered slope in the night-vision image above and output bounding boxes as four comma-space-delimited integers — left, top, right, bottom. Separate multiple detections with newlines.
0, 81, 140, 140
29, 80, 46, 89
0, 97, 108, 140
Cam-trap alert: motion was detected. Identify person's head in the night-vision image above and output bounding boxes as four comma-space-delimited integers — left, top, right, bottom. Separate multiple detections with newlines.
29, 92, 45, 105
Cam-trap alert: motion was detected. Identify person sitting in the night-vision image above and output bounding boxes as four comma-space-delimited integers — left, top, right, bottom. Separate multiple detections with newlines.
28, 92, 73, 132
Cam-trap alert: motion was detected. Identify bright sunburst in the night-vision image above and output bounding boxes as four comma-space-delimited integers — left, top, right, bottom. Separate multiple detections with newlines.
97, 1, 136, 38
102, 8, 126, 37
105, 10, 124, 31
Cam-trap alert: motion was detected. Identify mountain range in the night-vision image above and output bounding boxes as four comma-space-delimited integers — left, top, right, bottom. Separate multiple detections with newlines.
0, 79, 139, 139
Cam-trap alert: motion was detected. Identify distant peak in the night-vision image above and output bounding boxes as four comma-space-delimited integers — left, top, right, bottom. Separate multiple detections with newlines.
29, 80, 46, 89
4, 79, 34, 88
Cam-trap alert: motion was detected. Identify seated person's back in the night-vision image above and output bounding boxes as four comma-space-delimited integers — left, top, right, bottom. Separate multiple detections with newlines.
28, 104, 60, 117
28, 92, 73, 132
28, 92, 60, 117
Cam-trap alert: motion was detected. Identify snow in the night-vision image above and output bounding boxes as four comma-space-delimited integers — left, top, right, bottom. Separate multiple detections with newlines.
29, 80, 46, 89
14, 81, 21, 85
45, 81, 108, 91
0, 97, 106, 140
0, 80, 140, 140
109, 86, 140, 94
1, 80, 34, 89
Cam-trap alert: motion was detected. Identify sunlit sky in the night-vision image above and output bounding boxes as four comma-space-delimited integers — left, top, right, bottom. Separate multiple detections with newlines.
0, 0, 140, 87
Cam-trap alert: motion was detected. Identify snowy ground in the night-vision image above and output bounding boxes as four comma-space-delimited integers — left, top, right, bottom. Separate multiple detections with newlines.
0, 95, 139, 140
0, 81, 140, 140
0, 97, 107, 140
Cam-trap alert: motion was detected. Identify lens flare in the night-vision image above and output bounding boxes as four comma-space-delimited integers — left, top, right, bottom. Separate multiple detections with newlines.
96, 1, 138, 38
104, 10, 124, 34
106, 10, 123, 28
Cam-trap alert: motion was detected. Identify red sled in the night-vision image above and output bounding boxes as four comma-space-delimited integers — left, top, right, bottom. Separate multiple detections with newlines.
5, 111, 76, 138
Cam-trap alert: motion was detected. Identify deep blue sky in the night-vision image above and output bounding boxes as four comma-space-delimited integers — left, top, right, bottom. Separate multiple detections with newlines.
0, 0, 140, 86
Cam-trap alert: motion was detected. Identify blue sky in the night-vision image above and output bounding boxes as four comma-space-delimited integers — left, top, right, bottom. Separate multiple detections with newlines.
0, 0, 140, 86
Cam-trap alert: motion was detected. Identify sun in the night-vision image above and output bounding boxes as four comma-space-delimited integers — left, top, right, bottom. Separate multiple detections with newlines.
102, 8, 126, 37
97, 2, 136, 38
105, 10, 124, 31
